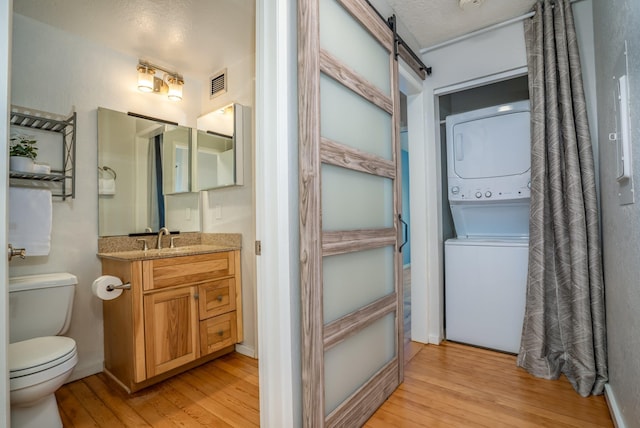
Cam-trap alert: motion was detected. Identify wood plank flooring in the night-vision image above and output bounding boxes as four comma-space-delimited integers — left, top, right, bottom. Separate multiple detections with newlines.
366, 342, 613, 427
56, 352, 259, 427
56, 343, 612, 427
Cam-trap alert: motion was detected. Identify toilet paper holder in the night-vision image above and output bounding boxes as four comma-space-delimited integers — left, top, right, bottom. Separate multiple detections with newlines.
106, 282, 131, 292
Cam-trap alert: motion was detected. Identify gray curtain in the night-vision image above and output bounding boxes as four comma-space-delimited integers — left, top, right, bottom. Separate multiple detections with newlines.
517, 0, 608, 396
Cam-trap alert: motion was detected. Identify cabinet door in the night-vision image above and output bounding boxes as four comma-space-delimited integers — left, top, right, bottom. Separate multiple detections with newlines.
144, 286, 199, 378
198, 278, 236, 319
200, 312, 237, 356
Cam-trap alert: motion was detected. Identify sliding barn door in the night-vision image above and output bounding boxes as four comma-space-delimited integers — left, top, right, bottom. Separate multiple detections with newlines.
299, 0, 402, 425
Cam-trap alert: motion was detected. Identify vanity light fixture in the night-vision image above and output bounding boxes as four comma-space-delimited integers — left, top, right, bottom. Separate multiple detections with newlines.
167, 75, 184, 101
136, 60, 184, 101
137, 64, 155, 93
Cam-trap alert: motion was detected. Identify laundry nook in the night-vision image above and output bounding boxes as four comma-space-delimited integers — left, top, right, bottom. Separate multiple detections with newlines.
444, 100, 531, 353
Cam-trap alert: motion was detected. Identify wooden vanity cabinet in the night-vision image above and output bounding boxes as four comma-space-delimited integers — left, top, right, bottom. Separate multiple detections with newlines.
101, 250, 242, 392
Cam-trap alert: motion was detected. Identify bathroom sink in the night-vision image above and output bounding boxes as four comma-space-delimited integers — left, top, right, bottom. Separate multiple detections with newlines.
98, 244, 238, 261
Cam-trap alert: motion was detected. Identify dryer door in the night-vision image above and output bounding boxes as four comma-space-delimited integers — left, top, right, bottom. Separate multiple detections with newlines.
448, 110, 530, 179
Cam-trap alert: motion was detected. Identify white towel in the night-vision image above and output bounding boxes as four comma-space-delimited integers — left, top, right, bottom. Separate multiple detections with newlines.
99, 178, 116, 195
9, 187, 52, 256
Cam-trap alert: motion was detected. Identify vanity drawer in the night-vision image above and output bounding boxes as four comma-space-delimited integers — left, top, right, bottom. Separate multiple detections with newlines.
145, 252, 235, 291
198, 278, 236, 319
200, 312, 237, 356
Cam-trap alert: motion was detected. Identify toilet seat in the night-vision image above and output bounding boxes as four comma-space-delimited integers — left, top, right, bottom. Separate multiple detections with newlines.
10, 337, 77, 391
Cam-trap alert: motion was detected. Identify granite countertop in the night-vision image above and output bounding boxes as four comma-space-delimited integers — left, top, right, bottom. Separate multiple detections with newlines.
98, 244, 240, 261
97, 233, 242, 261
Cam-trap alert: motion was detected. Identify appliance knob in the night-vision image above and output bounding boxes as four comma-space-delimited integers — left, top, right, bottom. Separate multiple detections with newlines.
451, 186, 460, 195
475, 192, 482, 199
485, 191, 492, 198
527, 181, 531, 189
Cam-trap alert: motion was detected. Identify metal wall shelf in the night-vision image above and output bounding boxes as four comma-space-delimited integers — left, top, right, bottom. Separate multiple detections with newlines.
9, 108, 76, 199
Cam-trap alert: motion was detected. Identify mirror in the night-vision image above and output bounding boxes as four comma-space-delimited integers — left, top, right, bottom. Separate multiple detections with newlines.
196, 130, 234, 189
163, 126, 192, 194
98, 104, 248, 236
98, 108, 199, 236
195, 103, 248, 190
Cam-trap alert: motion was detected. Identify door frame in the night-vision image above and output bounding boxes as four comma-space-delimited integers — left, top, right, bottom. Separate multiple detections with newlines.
398, 60, 431, 345
1, 1, 11, 426
255, 0, 300, 426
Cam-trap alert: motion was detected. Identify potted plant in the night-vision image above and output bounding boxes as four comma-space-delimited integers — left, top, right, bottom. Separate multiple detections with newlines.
9, 136, 38, 172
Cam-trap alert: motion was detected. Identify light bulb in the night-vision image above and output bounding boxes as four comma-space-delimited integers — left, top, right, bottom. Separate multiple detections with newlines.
167, 76, 183, 101
137, 66, 155, 93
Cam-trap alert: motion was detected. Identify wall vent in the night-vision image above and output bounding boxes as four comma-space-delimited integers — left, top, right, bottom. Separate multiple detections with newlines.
209, 69, 228, 99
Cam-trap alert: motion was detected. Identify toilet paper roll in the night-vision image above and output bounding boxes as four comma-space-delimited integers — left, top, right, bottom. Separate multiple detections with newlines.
92, 275, 123, 300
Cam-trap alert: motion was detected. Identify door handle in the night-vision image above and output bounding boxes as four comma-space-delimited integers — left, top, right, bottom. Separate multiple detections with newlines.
398, 214, 408, 253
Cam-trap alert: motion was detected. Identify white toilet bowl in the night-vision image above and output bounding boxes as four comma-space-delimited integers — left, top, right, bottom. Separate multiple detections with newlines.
10, 336, 78, 428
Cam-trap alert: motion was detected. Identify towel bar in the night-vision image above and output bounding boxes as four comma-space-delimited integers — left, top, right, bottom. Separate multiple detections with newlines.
98, 166, 117, 180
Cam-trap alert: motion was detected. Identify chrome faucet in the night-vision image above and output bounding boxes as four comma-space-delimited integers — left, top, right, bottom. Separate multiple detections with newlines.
157, 227, 170, 249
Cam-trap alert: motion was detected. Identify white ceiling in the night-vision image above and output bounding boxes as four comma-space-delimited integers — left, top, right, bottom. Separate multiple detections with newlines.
12, 0, 255, 78
13, 0, 536, 76
387, 0, 537, 50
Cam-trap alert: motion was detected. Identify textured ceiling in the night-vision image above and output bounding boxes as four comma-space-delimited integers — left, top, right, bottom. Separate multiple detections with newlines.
12, 0, 255, 78
13, 0, 536, 75
385, 0, 537, 50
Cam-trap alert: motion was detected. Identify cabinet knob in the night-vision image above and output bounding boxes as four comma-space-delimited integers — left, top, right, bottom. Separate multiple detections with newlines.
218, 330, 224, 337
216, 295, 223, 302
194, 292, 199, 300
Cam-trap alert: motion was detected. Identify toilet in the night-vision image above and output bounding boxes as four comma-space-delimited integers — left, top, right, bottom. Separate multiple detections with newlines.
9, 273, 79, 428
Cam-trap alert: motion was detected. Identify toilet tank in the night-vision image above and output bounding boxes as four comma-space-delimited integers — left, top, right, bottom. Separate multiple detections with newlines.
9, 273, 77, 343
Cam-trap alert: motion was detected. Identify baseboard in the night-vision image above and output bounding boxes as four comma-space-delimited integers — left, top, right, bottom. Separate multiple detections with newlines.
67, 361, 103, 383
605, 383, 627, 428
235, 343, 257, 358
428, 333, 443, 345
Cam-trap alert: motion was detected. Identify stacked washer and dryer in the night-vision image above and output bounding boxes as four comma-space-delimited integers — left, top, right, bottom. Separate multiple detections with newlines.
444, 100, 531, 354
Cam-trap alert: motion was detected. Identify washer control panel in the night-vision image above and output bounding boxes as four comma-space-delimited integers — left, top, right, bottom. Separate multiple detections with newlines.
448, 176, 531, 201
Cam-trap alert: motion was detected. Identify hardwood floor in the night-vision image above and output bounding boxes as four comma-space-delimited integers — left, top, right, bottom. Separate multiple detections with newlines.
366, 342, 613, 427
56, 352, 259, 427
57, 344, 612, 427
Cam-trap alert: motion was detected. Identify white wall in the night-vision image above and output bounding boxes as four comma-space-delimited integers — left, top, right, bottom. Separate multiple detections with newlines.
9, 14, 202, 380
416, 0, 598, 345
593, 0, 640, 425
1, 2, 11, 426
199, 24, 258, 357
